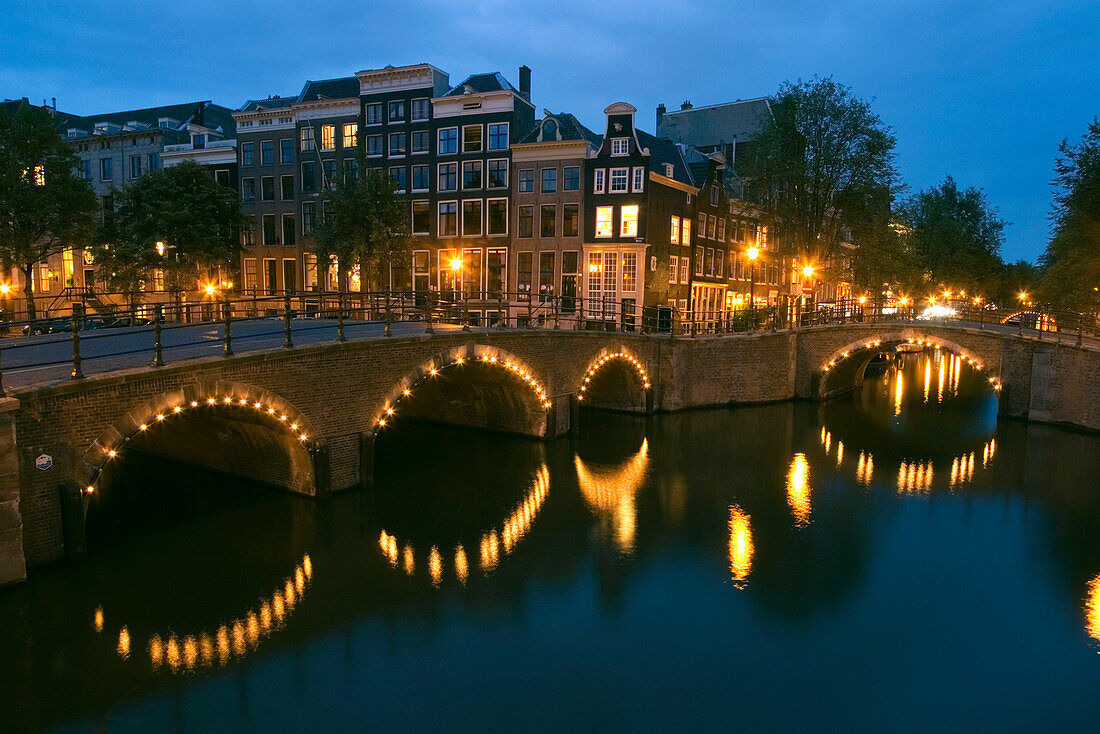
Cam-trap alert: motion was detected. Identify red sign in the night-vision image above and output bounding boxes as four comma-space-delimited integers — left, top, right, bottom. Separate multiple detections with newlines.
802, 286, 813, 296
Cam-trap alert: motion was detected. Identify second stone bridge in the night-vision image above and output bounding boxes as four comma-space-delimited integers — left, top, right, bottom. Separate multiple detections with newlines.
3, 322, 1097, 584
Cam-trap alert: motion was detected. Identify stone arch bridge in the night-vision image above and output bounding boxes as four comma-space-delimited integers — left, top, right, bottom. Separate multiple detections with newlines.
1, 322, 1097, 584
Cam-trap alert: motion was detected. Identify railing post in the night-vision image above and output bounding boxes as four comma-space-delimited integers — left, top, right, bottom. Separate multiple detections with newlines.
222, 298, 233, 357
1077, 315, 1083, 346
0, 345, 5, 398
384, 290, 392, 337
424, 292, 434, 334
70, 303, 84, 379
283, 292, 293, 348
337, 291, 346, 342
462, 288, 471, 332
553, 294, 561, 330
1037, 311, 1043, 341
153, 304, 164, 366
498, 290, 506, 329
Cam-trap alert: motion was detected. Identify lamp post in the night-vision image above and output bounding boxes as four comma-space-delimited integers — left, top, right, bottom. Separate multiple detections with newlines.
451, 256, 469, 331
747, 247, 759, 330
588, 261, 603, 328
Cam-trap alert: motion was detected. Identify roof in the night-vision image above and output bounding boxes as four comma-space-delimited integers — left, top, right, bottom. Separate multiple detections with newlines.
239, 95, 297, 112
298, 77, 359, 103
517, 112, 601, 147
656, 98, 772, 147
68, 101, 236, 135
636, 129, 694, 185
2, 97, 83, 128
444, 72, 519, 97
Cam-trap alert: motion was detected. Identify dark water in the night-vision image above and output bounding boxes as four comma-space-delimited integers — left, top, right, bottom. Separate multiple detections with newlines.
3, 351, 1100, 732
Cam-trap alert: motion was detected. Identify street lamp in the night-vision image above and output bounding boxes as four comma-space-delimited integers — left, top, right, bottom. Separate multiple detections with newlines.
451, 256, 469, 331
747, 247, 759, 309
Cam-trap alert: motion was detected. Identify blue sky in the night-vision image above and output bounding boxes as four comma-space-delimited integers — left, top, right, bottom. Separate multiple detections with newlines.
2, 0, 1097, 262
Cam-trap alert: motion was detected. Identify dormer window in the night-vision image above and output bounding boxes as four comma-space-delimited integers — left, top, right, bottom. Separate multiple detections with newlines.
611, 138, 629, 156
664, 163, 674, 178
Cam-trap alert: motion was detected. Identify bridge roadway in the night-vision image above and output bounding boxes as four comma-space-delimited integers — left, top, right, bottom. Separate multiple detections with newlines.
2, 314, 1095, 391
1, 317, 1097, 588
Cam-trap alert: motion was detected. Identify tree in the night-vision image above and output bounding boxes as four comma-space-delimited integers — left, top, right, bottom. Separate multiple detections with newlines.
1039, 119, 1100, 313
0, 104, 96, 320
93, 160, 246, 304
899, 176, 1007, 299
313, 154, 411, 297
739, 77, 900, 273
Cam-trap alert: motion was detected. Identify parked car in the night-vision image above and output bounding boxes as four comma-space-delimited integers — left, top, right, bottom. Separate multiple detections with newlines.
22, 317, 71, 335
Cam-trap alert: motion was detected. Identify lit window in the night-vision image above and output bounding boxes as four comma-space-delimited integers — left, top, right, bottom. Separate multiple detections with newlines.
620, 205, 638, 237
611, 137, 629, 156
343, 123, 358, 149
669, 256, 679, 285
610, 168, 628, 193
595, 206, 613, 238
682, 218, 691, 246
623, 253, 637, 291
320, 125, 335, 151
670, 216, 680, 245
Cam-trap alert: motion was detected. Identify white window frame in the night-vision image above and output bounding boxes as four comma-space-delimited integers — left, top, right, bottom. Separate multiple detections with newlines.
487, 158, 509, 189
411, 164, 430, 193
594, 168, 605, 194
487, 197, 509, 236
670, 216, 680, 245
437, 127, 458, 155
410, 97, 430, 122
320, 124, 335, 152
681, 257, 689, 284
411, 200, 430, 235
437, 162, 458, 192
611, 137, 629, 156
388, 132, 406, 158
462, 199, 483, 237
486, 122, 509, 151
695, 246, 704, 276
462, 124, 483, 153
610, 167, 629, 193
620, 204, 638, 237
595, 206, 614, 238
365, 103, 383, 126
669, 255, 679, 285
438, 200, 458, 237
622, 252, 638, 293
631, 167, 644, 192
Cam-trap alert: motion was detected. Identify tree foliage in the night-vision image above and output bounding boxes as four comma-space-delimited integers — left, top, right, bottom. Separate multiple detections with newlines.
313, 154, 411, 293
1039, 118, 1100, 312
93, 160, 246, 299
740, 77, 900, 269
0, 104, 96, 319
899, 176, 1007, 298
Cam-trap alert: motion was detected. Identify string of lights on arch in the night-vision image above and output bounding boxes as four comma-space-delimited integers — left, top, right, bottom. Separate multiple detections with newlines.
376, 352, 552, 429
820, 338, 1002, 392
84, 391, 313, 496
94, 554, 313, 674
377, 465, 550, 584
577, 352, 651, 402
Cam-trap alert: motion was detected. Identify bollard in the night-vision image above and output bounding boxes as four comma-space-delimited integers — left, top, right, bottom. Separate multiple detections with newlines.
70, 303, 84, 379
222, 299, 233, 356
284, 293, 293, 348
153, 304, 164, 366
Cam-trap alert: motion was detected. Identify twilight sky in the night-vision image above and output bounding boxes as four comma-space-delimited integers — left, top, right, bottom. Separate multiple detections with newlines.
2, 1, 1097, 262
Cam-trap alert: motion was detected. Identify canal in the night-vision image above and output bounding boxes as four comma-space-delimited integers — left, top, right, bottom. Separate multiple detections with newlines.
3, 350, 1100, 732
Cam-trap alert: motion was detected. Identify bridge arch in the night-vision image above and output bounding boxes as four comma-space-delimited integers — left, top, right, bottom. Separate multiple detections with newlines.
816, 331, 1002, 400
577, 348, 652, 413
80, 380, 319, 497
372, 343, 553, 439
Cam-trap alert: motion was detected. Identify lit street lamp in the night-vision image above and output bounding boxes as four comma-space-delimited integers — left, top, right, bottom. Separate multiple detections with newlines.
451, 257, 470, 331
747, 247, 759, 311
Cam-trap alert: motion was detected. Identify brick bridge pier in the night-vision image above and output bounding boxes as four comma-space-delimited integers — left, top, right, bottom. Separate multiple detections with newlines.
1, 323, 1097, 585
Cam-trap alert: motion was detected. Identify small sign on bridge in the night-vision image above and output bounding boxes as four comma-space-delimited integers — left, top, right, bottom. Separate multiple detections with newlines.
35, 453, 53, 471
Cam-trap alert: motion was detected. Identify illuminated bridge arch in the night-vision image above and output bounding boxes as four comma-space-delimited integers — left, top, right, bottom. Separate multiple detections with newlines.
999, 310, 1056, 330
80, 380, 318, 497
816, 332, 1002, 399
577, 348, 652, 413
372, 344, 553, 439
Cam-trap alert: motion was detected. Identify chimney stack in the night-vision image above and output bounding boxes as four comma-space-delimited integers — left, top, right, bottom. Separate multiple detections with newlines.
656, 103, 666, 126
519, 65, 531, 102
680, 100, 693, 111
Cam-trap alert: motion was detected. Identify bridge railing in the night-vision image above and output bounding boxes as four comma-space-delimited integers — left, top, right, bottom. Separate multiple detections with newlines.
0, 290, 1096, 394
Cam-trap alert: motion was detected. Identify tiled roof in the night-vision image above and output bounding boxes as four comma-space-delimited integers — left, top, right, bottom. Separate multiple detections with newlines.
299, 77, 359, 103
636, 129, 694, 186
70, 101, 236, 134
517, 112, 601, 147
657, 98, 772, 147
444, 72, 518, 97
239, 95, 297, 112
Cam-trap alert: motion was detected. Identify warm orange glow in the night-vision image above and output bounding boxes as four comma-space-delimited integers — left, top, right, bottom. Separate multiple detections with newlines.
576, 439, 648, 554
728, 506, 754, 587
0, 284, 9, 295
204, 284, 216, 296
802, 265, 814, 278
858, 296, 866, 304
1018, 291, 1028, 302
1086, 574, 1100, 643
786, 453, 811, 527
746, 247, 760, 261
450, 257, 462, 271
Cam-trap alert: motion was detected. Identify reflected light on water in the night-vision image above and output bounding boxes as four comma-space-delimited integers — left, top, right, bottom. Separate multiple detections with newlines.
378, 465, 550, 581
894, 370, 904, 416
787, 453, 811, 527
856, 452, 874, 485
1087, 575, 1100, 645
923, 358, 932, 403
576, 439, 649, 554
897, 460, 933, 493
113, 554, 315, 674
727, 506, 754, 588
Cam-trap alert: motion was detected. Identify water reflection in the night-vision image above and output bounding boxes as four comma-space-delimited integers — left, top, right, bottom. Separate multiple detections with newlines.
575, 437, 648, 553
727, 506, 753, 587
786, 453, 811, 526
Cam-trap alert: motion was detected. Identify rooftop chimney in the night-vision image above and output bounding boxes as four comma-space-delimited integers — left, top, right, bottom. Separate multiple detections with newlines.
681, 100, 693, 111
519, 65, 531, 102
656, 103, 666, 126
